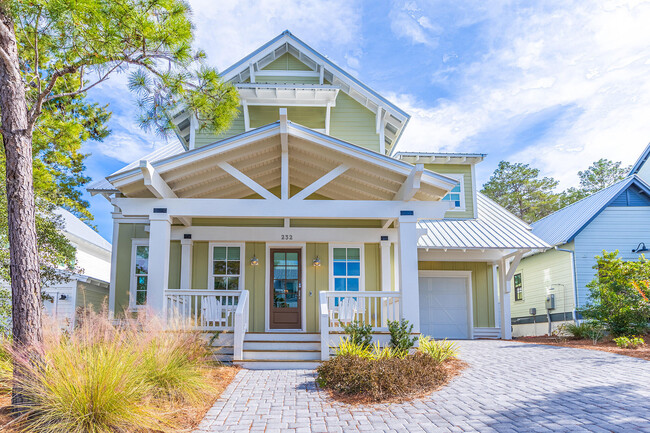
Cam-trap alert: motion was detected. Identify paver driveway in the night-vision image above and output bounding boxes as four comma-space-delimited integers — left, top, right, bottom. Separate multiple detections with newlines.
196, 340, 650, 432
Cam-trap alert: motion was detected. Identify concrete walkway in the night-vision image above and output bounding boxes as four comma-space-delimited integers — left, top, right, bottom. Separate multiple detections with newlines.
196, 340, 650, 432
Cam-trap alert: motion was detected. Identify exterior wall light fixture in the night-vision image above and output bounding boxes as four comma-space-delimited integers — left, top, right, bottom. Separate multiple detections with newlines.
313, 256, 321, 267
250, 255, 259, 266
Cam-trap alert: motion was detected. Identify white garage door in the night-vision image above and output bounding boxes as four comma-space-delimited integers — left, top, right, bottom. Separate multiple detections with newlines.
419, 276, 470, 339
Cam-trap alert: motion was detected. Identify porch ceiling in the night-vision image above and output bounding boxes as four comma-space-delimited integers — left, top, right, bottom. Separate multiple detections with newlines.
109, 122, 457, 202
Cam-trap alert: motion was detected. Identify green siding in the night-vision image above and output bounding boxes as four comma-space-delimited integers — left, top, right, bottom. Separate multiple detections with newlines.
114, 224, 149, 316
290, 219, 382, 228
364, 244, 381, 291
510, 244, 575, 319
195, 109, 245, 148
76, 282, 108, 312
169, 241, 181, 290
330, 92, 380, 152
246, 242, 266, 332
424, 163, 474, 219
249, 106, 325, 129
306, 243, 329, 332
192, 218, 284, 227
418, 261, 495, 327
262, 53, 311, 71
255, 76, 320, 84
191, 242, 209, 290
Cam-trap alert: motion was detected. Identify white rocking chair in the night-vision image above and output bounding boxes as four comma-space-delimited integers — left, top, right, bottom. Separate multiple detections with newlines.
201, 296, 230, 328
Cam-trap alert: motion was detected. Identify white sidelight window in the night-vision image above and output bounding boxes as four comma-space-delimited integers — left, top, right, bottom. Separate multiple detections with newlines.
209, 243, 244, 290
329, 245, 365, 292
130, 240, 150, 309
441, 174, 465, 210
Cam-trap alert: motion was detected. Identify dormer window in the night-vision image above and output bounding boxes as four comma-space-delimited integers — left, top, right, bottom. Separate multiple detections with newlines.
442, 174, 465, 210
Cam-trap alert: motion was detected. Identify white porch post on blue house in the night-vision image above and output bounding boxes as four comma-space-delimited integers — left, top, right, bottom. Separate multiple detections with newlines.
147, 213, 172, 313
398, 212, 420, 333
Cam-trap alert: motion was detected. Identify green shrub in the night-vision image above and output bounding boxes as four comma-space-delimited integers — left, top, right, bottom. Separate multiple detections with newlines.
581, 251, 650, 337
316, 352, 448, 401
342, 320, 373, 349
417, 336, 458, 362
614, 336, 645, 349
388, 319, 417, 352
562, 322, 594, 339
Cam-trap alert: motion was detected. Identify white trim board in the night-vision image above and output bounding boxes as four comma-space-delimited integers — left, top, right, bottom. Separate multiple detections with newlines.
418, 270, 474, 340
264, 242, 307, 332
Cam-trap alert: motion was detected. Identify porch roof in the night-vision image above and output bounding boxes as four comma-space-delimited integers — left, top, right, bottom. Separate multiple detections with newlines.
417, 194, 550, 250
90, 120, 459, 202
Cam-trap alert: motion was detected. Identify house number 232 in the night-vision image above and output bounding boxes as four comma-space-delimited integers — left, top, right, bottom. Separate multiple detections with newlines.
281, 234, 293, 240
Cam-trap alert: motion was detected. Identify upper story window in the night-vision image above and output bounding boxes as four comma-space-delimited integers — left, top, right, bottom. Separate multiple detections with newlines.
442, 174, 465, 211
514, 273, 523, 301
209, 244, 243, 290
330, 245, 364, 292
130, 240, 149, 309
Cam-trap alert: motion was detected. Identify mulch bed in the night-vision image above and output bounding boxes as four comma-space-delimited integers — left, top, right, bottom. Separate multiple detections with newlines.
321, 358, 467, 405
514, 336, 650, 361
0, 365, 240, 433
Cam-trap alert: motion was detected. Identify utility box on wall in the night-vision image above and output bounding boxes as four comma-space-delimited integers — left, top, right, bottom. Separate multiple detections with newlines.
545, 294, 555, 310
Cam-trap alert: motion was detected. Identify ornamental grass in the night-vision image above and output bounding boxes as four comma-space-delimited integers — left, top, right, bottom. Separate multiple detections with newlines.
1, 310, 221, 433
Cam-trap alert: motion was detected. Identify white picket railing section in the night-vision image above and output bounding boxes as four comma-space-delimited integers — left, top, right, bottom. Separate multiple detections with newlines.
164, 289, 249, 361
319, 291, 401, 360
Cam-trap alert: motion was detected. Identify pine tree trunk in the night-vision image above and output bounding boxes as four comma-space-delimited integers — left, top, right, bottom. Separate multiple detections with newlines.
0, 6, 44, 406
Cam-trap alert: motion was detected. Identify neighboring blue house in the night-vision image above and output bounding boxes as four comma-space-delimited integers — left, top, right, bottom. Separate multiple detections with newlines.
510, 145, 650, 336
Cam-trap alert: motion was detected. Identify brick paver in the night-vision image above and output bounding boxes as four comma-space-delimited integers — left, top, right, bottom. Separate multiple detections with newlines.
196, 340, 650, 432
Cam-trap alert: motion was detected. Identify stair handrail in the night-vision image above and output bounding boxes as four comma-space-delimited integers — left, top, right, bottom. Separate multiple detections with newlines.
233, 290, 249, 361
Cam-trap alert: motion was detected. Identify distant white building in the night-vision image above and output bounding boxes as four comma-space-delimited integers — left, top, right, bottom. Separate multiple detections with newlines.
42, 208, 112, 327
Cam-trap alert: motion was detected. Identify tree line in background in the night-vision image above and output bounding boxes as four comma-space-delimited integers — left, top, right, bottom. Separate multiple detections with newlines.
481, 159, 631, 223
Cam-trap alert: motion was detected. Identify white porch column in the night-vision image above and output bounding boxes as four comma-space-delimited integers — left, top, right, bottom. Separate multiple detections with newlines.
380, 240, 392, 291
397, 213, 420, 332
180, 237, 193, 291
497, 258, 512, 340
147, 213, 172, 313
108, 209, 121, 319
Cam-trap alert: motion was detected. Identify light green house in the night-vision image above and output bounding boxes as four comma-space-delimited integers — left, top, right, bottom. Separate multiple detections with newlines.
510, 146, 650, 336
89, 31, 547, 368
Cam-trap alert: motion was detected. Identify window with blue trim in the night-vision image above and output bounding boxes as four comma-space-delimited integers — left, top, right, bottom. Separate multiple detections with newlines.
442, 177, 463, 208
332, 247, 361, 292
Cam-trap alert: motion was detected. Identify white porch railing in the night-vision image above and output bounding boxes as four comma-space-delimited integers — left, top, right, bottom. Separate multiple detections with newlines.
319, 290, 401, 360
164, 289, 249, 359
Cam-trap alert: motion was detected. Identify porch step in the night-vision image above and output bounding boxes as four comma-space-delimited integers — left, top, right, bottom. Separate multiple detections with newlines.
242, 349, 321, 361
234, 359, 322, 370
236, 333, 323, 368
244, 332, 320, 342
244, 340, 321, 351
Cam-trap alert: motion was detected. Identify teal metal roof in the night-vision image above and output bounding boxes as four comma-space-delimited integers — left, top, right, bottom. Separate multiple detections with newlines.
532, 175, 650, 246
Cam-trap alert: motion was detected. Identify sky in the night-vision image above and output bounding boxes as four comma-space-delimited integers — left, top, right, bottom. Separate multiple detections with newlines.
82, 0, 650, 241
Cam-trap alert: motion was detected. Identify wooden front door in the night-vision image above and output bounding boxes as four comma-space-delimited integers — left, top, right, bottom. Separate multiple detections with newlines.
270, 248, 302, 329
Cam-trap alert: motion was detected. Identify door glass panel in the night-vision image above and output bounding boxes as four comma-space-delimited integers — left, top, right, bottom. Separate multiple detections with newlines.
272, 251, 300, 309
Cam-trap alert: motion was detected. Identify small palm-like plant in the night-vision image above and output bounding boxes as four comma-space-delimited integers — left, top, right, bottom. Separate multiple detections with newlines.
417, 335, 459, 363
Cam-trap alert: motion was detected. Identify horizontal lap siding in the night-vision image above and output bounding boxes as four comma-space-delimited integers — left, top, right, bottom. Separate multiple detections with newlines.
76, 281, 109, 312
249, 106, 325, 129
263, 53, 312, 71
195, 110, 245, 147
424, 164, 474, 219
510, 247, 575, 319
115, 224, 149, 316
329, 92, 379, 152
574, 207, 650, 307
417, 261, 495, 328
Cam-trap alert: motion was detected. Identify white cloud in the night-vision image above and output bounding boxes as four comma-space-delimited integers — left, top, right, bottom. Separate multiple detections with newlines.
389, 1, 441, 46
188, 0, 363, 71
390, 0, 650, 188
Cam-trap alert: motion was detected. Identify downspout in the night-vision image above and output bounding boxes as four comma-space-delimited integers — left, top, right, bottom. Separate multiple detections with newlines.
554, 246, 579, 322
